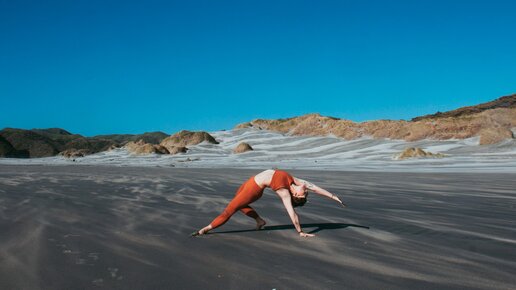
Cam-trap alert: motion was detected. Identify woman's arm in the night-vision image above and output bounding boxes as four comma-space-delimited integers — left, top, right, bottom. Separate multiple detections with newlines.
294, 177, 346, 207
276, 188, 315, 237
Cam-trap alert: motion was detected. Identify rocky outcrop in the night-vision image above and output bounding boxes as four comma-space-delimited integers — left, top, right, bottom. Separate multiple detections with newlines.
233, 142, 253, 154
60, 148, 93, 158
125, 140, 170, 155
160, 130, 218, 151
236, 94, 516, 145
107, 144, 120, 151
394, 147, 446, 160
168, 146, 188, 155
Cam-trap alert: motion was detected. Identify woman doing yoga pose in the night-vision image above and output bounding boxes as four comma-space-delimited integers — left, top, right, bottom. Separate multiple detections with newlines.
193, 169, 345, 238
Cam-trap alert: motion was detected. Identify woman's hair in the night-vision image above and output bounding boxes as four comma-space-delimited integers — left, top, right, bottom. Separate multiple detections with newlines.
291, 196, 307, 207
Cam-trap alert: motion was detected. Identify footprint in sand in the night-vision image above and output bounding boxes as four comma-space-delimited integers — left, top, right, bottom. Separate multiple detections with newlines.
75, 258, 86, 265
88, 252, 100, 261
63, 234, 81, 238
62, 249, 80, 254
108, 267, 118, 278
92, 278, 103, 287
108, 267, 123, 280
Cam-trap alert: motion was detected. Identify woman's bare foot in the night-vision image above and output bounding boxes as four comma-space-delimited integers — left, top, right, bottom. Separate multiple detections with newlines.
256, 218, 266, 230
192, 225, 212, 236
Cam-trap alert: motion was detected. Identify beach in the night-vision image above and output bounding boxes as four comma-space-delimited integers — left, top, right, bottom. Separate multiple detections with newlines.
1, 165, 515, 289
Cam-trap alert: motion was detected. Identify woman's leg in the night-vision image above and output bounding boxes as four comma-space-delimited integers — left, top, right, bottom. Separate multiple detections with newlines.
197, 196, 249, 234
240, 206, 266, 230
210, 199, 244, 229
196, 177, 264, 235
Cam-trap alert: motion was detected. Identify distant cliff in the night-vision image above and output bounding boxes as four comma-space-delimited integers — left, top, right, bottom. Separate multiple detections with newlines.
0, 128, 169, 158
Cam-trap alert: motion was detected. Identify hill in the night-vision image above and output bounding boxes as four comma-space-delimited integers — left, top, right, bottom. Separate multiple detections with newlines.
236, 94, 516, 145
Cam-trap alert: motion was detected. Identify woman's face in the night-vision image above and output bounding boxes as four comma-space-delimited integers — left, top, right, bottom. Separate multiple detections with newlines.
290, 184, 307, 198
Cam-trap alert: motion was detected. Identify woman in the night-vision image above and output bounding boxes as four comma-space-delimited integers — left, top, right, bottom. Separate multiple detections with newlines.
193, 169, 345, 237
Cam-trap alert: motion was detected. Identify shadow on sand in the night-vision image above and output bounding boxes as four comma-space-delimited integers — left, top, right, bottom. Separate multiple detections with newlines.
213, 223, 370, 235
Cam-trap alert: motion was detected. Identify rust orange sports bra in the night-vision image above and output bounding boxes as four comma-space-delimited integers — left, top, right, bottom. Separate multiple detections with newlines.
269, 170, 294, 191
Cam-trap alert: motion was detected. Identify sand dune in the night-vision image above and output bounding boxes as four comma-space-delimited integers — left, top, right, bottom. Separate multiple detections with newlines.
1, 128, 515, 172
236, 94, 516, 145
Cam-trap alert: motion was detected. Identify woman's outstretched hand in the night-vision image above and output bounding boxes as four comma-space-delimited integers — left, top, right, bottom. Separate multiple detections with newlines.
299, 231, 315, 238
331, 194, 346, 207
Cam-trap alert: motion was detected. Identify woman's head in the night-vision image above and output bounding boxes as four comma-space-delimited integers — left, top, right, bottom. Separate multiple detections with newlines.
290, 183, 308, 207
291, 195, 307, 207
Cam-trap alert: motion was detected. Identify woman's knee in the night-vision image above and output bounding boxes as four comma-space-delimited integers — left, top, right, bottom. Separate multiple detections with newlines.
220, 209, 233, 219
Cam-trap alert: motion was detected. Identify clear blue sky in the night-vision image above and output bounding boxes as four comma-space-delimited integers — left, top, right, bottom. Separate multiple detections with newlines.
1, 0, 515, 136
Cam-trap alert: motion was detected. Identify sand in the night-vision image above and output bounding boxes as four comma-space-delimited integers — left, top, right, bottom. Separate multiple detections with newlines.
0, 165, 515, 290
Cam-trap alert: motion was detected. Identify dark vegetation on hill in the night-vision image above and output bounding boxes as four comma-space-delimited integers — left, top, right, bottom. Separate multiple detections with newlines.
0, 135, 28, 157
411, 94, 516, 121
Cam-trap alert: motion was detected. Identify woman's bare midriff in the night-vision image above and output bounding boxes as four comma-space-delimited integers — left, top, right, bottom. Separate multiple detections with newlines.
253, 169, 275, 189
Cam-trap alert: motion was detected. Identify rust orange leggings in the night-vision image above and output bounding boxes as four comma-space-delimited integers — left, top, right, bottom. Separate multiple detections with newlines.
209, 176, 264, 229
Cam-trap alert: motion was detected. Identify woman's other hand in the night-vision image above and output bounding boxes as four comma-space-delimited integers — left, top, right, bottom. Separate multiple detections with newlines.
331, 194, 346, 207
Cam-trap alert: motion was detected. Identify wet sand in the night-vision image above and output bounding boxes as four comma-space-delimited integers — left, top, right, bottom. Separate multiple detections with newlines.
0, 165, 515, 290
